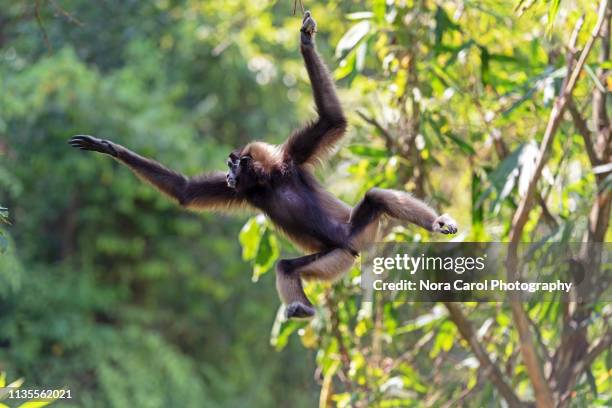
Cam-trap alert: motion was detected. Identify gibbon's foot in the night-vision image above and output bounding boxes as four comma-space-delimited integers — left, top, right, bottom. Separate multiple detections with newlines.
69, 135, 118, 157
432, 213, 458, 235
285, 302, 315, 319
300, 11, 316, 45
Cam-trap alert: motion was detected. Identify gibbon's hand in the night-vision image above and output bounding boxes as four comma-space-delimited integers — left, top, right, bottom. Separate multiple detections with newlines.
300, 11, 316, 45
432, 213, 458, 235
69, 135, 118, 157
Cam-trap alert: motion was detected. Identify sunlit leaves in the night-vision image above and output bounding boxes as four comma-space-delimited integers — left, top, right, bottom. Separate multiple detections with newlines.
478, 142, 539, 215
239, 215, 280, 281
0, 373, 54, 407
0, 207, 8, 225
334, 20, 372, 80
347, 144, 388, 158
434, 6, 461, 52
335, 21, 371, 60
546, 0, 562, 35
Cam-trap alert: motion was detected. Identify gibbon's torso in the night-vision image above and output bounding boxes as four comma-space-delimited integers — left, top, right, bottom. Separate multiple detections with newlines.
245, 162, 352, 253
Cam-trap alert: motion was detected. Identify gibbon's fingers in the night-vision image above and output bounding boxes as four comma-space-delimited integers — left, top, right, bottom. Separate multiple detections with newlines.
301, 11, 316, 35
68, 135, 117, 156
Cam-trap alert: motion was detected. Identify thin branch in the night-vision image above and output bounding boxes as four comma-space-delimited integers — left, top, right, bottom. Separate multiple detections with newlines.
491, 113, 558, 230
582, 328, 612, 368
356, 109, 396, 151
325, 291, 354, 394
567, 99, 599, 167
49, 0, 83, 26
558, 329, 612, 407
527, 313, 552, 364
441, 375, 484, 408
444, 303, 525, 408
35, 0, 52, 52
593, 2, 611, 163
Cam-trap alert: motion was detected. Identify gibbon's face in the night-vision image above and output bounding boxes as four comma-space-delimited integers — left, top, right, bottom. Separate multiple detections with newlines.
226, 151, 253, 190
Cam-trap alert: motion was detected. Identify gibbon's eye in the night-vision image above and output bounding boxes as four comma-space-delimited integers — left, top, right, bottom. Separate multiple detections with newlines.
240, 156, 252, 165
227, 159, 234, 168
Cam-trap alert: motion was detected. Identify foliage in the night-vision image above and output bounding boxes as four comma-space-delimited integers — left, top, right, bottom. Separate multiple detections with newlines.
0, 372, 55, 407
0, 0, 610, 407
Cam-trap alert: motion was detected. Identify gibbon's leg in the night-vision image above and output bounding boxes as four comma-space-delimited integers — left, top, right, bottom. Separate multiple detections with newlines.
349, 188, 457, 249
69, 135, 243, 210
282, 11, 348, 165
277, 249, 356, 319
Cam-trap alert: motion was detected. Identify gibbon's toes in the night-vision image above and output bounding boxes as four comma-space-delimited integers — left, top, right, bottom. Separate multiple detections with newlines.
433, 213, 458, 235
285, 302, 315, 319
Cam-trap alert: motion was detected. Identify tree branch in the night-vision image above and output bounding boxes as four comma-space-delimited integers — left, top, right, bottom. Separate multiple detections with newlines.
505, 3, 610, 406
444, 303, 525, 408
567, 99, 599, 167
356, 110, 396, 151
558, 328, 612, 408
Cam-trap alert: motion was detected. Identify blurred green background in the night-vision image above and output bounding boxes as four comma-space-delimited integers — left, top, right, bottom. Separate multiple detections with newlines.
0, 1, 610, 407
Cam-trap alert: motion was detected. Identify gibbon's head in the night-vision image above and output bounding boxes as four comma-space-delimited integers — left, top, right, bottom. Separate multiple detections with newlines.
226, 142, 281, 190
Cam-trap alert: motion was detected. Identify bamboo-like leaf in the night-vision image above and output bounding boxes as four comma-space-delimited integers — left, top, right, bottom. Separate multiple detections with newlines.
546, 0, 561, 35
335, 21, 371, 59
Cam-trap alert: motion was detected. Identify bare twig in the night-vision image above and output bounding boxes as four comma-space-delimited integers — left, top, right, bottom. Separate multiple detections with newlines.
34, 0, 52, 52
567, 99, 599, 167
325, 291, 354, 393
444, 303, 524, 408
356, 110, 396, 151
558, 329, 612, 407
592, 2, 611, 164
293, 0, 305, 16
441, 374, 483, 408
49, 0, 83, 26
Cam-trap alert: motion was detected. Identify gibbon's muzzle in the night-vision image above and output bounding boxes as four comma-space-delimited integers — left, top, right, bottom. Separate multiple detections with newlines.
226, 173, 237, 188
226, 157, 239, 188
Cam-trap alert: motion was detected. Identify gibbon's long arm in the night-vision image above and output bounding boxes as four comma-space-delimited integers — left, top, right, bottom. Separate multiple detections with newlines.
283, 12, 348, 166
69, 135, 244, 211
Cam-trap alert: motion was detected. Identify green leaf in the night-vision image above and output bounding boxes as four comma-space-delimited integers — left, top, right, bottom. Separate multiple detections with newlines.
334, 50, 356, 80
252, 229, 279, 281
0, 206, 8, 225
17, 401, 54, 408
347, 145, 388, 158
600, 60, 612, 69
483, 142, 539, 214
239, 216, 263, 261
335, 21, 371, 59
434, 6, 460, 50
480, 46, 490, 86
585, 367, 598, 397
444, 132, 476, 155
471, 172, 484, 230
270, 306, 302, 351
546, 0, 561, 35
584, 64, 607, 93
373, 0, 385, 24
345, 12, 374, 21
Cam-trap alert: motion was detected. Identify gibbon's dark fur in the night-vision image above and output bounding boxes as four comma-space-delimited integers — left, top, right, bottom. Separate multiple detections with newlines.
69, 12, 457, 319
